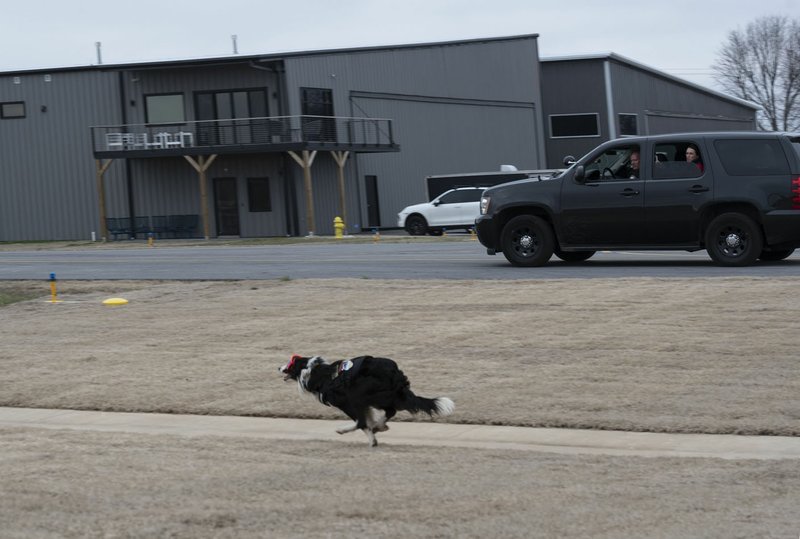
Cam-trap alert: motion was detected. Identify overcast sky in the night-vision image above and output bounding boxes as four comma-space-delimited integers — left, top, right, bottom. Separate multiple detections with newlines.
3, 0, 798, 91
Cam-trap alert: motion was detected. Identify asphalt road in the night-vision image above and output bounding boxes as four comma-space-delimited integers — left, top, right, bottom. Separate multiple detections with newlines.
1, 240, 799, 280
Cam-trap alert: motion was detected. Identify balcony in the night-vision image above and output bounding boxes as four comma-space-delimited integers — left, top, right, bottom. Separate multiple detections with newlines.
91, 115, 399, 158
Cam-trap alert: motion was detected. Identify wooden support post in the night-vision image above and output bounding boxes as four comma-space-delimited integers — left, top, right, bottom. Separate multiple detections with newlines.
331, 150, 350, 232
288, 150, 318, 235
95, 159, 113, 240
184, 154, 218, 240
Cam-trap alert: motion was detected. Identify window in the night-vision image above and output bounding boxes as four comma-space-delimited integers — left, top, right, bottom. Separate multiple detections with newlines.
1, 101, 25, 119
145, 94, 185, 124
247, 177, 271, 212
652, 142, 704, 180
618, 113, 638, 136
549, 113, 599, 138
301, 87, 335, 142
714, 139, 790, 176
583, 145, 640, 182
194, 88, 268, 145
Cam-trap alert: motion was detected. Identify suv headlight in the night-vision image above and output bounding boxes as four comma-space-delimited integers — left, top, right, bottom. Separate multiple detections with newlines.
480, 196, 491, 215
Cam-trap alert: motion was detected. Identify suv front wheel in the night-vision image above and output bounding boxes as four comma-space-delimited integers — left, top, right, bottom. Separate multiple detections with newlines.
500, 215, 554, 267
704, 213, 763, 266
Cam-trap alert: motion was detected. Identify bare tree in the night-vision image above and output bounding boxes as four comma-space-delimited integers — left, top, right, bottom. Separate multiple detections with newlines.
713, 15, 800, 131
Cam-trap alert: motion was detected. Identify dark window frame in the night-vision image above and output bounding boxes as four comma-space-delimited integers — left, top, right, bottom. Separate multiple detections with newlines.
618, 113, 638, 136
247, 177, 272, 212
300, 87, 334, 116
194, 87, 269, 120
300, 87, 336, 142
549, 113, 600, 138
1, 101, 26, 119
193, 88, 269, 145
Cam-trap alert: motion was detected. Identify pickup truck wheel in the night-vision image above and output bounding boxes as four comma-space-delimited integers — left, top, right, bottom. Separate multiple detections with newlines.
554, 249, 595, 263
758, 248, 795, 261
500, 215, 554, 267
704, 213, 763, 266
404, 215, 428, 236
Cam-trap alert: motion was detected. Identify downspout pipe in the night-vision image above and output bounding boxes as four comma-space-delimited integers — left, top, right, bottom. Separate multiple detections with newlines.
603, 60, 617, 140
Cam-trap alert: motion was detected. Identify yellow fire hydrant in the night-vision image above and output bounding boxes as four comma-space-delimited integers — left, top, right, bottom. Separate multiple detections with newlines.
333, 216, 345, 239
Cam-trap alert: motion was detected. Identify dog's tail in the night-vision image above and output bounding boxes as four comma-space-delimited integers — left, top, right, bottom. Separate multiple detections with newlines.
400, 392, 455, 417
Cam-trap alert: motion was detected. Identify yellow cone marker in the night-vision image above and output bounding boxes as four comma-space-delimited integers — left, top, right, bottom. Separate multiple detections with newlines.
102, 297, 129, 306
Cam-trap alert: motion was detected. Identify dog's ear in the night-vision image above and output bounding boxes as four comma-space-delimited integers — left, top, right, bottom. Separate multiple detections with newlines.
288, 354, 302, 369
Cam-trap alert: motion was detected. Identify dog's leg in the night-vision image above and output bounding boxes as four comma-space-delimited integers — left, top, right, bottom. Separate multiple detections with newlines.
336, 422, 359, 435
362, 428, 378, 447
368, 408, 389, 432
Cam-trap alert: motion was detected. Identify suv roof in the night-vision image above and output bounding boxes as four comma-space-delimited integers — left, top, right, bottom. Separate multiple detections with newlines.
609, 131, 800, 144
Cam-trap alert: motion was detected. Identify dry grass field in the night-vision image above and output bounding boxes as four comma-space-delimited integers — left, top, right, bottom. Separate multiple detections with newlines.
1, 276, 798, 537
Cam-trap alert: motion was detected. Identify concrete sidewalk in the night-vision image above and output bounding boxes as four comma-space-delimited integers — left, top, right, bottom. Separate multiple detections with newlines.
2, 407, 799, 460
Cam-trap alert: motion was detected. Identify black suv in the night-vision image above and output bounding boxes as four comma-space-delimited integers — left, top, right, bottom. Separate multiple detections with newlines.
475, 132, 800, 266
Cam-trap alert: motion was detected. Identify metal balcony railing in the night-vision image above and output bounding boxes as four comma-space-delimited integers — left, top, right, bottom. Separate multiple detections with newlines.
90, 115, 397, 155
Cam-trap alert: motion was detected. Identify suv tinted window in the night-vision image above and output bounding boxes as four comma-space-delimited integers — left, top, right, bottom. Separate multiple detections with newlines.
714, 139, 790, 176
652, 142, 703, 179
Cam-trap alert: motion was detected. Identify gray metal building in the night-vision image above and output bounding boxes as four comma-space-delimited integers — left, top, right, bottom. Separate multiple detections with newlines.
540, 53, 759, 168
0, 34, 546, 241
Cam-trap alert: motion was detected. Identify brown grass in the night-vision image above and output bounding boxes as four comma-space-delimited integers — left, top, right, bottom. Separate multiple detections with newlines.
1, 427, 797, 539
2, 277, 799, 538
1, 277, 798, 435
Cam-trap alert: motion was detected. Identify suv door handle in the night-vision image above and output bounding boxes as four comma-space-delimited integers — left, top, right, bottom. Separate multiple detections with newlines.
620, 188, 640, 197
688, 185, 710, 193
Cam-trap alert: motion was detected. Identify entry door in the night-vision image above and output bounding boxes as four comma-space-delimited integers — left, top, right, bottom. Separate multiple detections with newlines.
365, 175, 381, 228
213, 178, 240, 236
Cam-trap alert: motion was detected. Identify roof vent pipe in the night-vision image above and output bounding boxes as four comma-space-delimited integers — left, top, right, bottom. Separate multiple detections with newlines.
232, 35, 238, 54
95, 42, 103, 65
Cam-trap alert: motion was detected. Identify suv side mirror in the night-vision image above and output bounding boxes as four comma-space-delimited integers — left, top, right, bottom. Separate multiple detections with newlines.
563, 155, 576, 167
573, 165, 585, 184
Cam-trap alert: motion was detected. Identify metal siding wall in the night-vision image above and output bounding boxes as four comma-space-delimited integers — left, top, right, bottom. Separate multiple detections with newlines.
646, 114, 755, 134
0, 70, 122, 241
282, 37, 544, 232
540, 61, 609, 167
351, 97, 539, 228
609, 62, 757, 132
285, 38, 541, 116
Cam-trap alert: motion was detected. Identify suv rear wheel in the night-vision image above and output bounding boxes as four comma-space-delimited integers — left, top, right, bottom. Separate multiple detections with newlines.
554, 249, 596, 263
704, 213, 763, 266
758, 248, 795, 261
500, 215, 554, 267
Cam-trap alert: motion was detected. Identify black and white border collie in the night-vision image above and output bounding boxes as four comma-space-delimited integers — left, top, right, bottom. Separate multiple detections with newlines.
279, 354, 455, 447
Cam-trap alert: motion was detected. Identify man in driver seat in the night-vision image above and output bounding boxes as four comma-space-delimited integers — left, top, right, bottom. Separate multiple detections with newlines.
622, 150, 640, 179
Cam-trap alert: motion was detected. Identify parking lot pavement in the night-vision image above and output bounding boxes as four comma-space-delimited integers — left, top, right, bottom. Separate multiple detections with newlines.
2, 407, 799, 459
